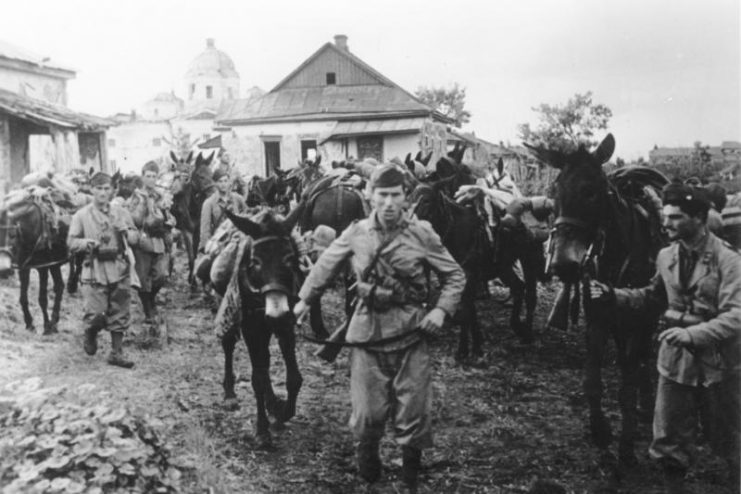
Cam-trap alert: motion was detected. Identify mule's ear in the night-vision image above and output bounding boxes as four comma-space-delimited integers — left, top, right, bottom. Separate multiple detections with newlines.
224, 209, 262, 238
205, 151, 216, 164
593, 134, 615, 165
423, 151, 433, 166
497, 157, 504, 176
169, 151, 179, 164
315, 155, 322, 167
89, 166, 95, 176
186, 151, 194, 164
405, 153, 412, 166
414, 151, 422, 162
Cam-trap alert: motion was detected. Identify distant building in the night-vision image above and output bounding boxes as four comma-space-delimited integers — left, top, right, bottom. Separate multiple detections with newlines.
215, 35, 451, 177
649, 141, 741, 167
107, 39, 254, 174
0, 39, 111, 197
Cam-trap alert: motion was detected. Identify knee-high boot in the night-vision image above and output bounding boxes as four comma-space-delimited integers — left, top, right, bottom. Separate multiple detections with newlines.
107, 331, 134, 369
138, 291, 153, 323
356, 439, 381, 483
83, 313, 107, 356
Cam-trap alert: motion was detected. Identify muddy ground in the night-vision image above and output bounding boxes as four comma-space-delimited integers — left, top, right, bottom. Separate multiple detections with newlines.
0, 257, 734, 494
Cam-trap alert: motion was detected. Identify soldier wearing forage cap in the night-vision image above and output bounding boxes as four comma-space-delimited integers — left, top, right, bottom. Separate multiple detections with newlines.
294, 164, 465, 490
67, 172, 139, 368
198, 168, 247, 250
127, 160, 173, 324
590, 181, 741, 493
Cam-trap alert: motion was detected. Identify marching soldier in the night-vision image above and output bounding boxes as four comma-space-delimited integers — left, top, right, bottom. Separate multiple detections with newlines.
294, 164, 465, 491
590, 182, 741, 493
128, 161, 172, 324
67, 172, 139, 368
199, 168, 247, 249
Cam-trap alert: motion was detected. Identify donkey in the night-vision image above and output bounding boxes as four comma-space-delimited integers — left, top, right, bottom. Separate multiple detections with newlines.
219, 207, 304, 449
525, 134, 668, 465
0, 199, 68, 334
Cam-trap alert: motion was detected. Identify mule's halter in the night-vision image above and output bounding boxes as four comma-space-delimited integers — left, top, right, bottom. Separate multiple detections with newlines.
547, 214, 606, 276
241, 235, 300, 295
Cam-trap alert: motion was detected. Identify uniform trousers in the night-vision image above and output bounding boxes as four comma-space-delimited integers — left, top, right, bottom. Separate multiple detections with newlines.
349, 339, 433, 449
81, 276, 131, 333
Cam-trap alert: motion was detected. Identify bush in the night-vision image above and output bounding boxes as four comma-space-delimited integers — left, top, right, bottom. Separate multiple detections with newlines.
0, 379, 180, 493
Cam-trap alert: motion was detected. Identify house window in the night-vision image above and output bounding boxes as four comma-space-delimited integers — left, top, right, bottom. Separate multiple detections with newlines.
263, 141, 281, 176
301, 140, 317, 161
357, 136, 383, 162
152, 138, 161, 147
189, 84, 195, 100
206, 86, 213, 99
107, 139, 116, 148
326, 72, 336, 85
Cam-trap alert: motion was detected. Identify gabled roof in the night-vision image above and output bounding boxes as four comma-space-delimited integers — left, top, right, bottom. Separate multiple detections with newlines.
217, 38, 446, 126
0, 88, 112, 131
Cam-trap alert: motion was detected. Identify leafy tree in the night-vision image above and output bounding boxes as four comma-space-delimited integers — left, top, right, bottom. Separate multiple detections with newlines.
653, 141, 720, 183
415, 83, 472, 128
518, 91, 613, 153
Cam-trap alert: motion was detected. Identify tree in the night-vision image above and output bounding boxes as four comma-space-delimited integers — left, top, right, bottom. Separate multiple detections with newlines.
415, 83, 472, 128
518, 92, 613, 153
653, 141, 720, 183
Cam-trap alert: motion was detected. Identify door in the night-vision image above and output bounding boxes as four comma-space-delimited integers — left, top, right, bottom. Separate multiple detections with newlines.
264, 141, 281, 176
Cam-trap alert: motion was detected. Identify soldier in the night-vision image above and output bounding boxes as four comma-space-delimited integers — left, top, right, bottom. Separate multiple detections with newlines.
590, 182, 741, 494
198, 168, 247, 249
67, 172, 139, 368
294, 164, 466, 491
128, 161, 172, 324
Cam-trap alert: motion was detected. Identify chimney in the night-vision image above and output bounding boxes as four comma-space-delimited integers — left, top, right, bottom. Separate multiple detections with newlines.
206, 38, 215, 48
334, 34, 348, 51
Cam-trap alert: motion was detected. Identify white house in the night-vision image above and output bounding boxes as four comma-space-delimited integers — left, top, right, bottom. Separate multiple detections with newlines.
215, 35, 451, 177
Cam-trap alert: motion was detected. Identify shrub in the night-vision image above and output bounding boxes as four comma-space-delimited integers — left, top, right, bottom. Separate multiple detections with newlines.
0, 379, 181, 493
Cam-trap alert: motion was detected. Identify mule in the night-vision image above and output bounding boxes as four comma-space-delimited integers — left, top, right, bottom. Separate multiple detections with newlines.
525, 134, 668, 465
0, 200, 68, 334
219, 207, 304, 449
410, 172, 542, 362
166, 151, 215, 287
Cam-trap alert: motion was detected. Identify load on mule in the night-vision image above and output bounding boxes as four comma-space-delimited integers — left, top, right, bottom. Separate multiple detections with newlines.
212, 207, 304, 449
525, 134, 668, 465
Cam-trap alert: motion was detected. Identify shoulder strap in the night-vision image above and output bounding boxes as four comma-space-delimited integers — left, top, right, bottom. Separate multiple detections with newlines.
361, 226, 405, 281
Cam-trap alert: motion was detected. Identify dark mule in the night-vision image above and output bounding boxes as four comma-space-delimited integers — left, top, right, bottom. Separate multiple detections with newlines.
297, 175, 367, 339
526, 134, 667, 465
219, 207, 304, 449
410, 172, 542, 362
0, 200, 68, 334
245, 171, 292, 214
167, 151, 215, 287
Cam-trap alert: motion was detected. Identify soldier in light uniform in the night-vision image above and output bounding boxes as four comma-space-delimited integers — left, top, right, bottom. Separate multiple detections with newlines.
128, 161, 171, 324
198, 168, 247, 250
591, 182, 741, 493
67, 172, 139, 368
294, 164, 465, 490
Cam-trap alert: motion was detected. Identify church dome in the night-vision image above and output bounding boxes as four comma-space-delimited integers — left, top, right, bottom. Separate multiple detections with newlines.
185, 38, 239, 79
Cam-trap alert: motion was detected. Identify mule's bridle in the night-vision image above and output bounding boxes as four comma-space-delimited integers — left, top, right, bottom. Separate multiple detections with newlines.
241, 235, 301, 295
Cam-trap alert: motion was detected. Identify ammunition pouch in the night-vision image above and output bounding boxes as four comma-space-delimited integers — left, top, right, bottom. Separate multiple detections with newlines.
357, 278, 425, 312
663, 309, 704, 328
94, 245, 121, 261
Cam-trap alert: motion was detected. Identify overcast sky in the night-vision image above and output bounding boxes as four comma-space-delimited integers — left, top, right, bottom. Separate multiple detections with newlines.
3, 0, 738, 159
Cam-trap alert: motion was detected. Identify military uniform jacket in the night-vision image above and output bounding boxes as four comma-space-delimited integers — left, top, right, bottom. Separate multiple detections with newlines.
67, 203, 137, 285
299, 212, 466, 350
128, 187, 168, 254
615, 232, 741, 386
199, 191, 246, 246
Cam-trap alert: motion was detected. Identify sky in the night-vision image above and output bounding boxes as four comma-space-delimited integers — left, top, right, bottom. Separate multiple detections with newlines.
2, 0, 739, 160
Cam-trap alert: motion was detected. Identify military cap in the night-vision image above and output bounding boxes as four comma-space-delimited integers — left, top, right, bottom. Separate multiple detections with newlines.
90, 171, 112, 187
369, 164, 407, 189
662, 181, 710, 217
213, 168, 228, 182
142, 160, 160, 175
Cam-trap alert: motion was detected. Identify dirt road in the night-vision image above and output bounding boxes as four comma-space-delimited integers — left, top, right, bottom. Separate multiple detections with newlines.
0, 263, 733, 493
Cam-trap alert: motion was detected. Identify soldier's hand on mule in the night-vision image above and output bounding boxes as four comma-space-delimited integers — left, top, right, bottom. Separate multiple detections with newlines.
658, 327, 693, 348
85, 239, 99, 250
293, 299, 310, 325
419, 307, 446, 332
589, 280, 614, 301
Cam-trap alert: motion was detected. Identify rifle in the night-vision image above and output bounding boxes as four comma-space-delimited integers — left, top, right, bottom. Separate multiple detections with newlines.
314, 228, 404, 363
663, 309, 703, 328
